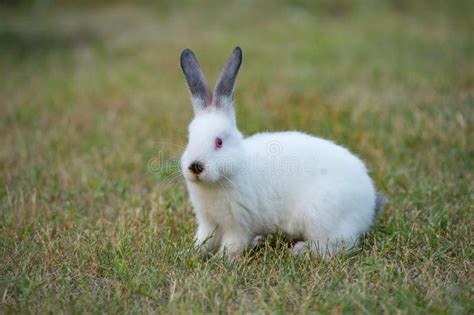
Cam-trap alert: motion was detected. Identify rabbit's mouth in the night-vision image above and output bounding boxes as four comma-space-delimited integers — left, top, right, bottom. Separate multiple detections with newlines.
185, 170, 221, 184
184, 173, 199, 182
184, 171, 204, 183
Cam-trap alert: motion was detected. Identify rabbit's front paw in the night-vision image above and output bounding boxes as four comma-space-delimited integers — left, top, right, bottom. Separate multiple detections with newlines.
249, 235, 267, 247
195, 222, 222, 257
292, 241, 307, 256
219, 232, 250, 258
195, 241, 214, 259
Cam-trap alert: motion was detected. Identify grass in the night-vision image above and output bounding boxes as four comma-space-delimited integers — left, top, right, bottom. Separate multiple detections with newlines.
0, 1, 473, 313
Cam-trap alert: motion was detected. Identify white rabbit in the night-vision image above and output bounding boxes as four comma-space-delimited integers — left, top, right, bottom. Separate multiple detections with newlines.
179, 47, 384, 258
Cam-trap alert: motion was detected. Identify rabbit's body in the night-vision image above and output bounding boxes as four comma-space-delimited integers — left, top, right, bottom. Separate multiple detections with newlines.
179, 47, 383, 257
186, 129, 376, 256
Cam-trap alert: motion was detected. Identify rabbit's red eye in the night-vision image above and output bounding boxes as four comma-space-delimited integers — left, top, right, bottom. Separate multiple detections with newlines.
215, 137, 223, 149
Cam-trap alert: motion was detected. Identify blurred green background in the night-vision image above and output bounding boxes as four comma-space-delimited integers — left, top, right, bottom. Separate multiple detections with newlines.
0, 0, 472, 313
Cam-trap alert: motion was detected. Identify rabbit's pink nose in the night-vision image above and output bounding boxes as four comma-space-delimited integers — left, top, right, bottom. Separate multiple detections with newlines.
189, 161, 204, 175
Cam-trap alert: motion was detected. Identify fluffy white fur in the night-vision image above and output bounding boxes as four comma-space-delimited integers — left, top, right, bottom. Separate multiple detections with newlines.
179, 47, 380, 258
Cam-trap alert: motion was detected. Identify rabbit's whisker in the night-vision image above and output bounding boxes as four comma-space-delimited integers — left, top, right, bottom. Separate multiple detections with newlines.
154, 141, 187, 149
157, 172, 183, 190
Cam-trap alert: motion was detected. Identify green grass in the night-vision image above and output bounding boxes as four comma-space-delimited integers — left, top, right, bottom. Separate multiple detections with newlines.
1, 1, 473, 313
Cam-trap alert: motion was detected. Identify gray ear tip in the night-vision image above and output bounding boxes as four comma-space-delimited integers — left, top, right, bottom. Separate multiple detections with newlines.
180, 48, 197, 72
180, 48, 195, 62
181, 48, 193, 58
234, 46, 242, 57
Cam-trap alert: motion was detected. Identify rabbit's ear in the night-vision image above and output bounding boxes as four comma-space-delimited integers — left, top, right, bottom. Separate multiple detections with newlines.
180, 49, 212, 113
214, 47, 242, 109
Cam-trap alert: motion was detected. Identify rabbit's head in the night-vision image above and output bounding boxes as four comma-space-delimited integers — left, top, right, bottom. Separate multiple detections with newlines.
180, 47, 244, 183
